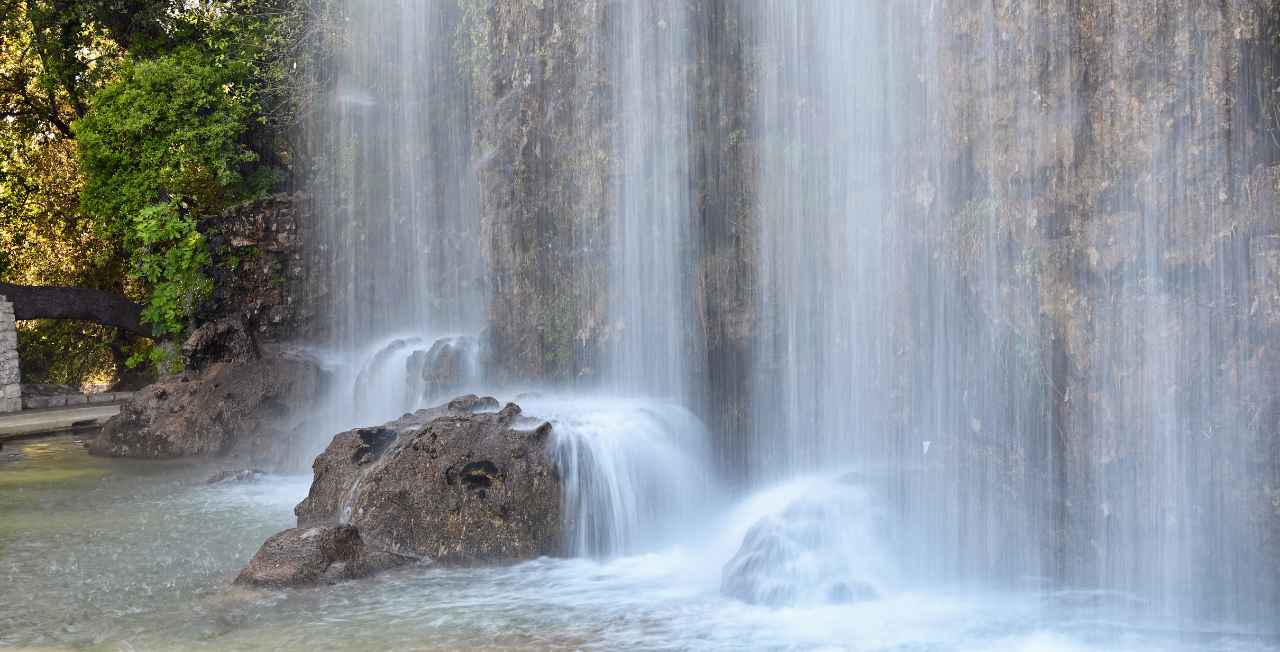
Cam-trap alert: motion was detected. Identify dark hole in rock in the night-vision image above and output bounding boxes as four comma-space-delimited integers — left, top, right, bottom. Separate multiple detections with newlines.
352, 427, 396, 464
460, 460, 500, 490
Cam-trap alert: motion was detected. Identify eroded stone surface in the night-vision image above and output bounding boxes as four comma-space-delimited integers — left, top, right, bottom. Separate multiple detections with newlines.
294, 395, 561, 565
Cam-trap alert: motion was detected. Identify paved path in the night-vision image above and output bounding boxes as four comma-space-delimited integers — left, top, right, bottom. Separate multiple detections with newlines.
0, 404, 121, 441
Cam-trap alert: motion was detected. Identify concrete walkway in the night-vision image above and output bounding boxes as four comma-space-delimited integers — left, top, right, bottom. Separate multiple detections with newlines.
0, 403, 121, 441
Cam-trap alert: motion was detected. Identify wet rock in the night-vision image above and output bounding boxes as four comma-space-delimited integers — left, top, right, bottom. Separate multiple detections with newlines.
407, 335, 478, 402
294, 394, 560, 565
234, 525, 406, 588
90, 349, 324, 462
206, 469, 267, 484
721, 485, 887, 607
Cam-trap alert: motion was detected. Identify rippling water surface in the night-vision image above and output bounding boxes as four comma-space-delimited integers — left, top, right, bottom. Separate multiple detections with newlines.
1, 435, 1276, 652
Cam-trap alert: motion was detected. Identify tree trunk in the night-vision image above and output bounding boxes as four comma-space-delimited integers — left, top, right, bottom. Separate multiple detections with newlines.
0, 282, 148, 336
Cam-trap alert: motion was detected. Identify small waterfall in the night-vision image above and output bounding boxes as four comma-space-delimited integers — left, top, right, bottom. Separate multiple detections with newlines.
526, 398, 715, 558
350, 337, 425, 421
296, 0, 1279, 634
303, 335, 482, 457
747, 0, 1279, 633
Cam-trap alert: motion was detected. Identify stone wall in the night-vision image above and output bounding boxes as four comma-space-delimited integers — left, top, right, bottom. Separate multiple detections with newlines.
0, 295, 18, 413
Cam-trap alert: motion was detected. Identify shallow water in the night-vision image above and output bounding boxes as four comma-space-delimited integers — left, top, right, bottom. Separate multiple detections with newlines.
1, 436, 1276, 651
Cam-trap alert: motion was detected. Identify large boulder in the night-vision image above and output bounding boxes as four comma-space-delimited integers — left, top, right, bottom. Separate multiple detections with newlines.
234, 525, 406, 588
293, 395, 562, 564
89, 349, 324, 462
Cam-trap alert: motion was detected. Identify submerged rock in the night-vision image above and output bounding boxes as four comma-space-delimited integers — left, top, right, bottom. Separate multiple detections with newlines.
206, 469, 267, 484
721, 481, 890, 607
90, 349, 323, 462
239, 394, 561, 587
234, 525, 406, 588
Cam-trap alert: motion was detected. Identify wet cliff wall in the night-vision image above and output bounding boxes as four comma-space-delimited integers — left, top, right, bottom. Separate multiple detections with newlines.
463, 1, 759, 479
464, 0, 612, 385
924, 0, 1280, 625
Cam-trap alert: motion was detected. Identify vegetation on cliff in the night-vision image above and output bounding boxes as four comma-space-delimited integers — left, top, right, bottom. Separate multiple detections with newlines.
0, 0, 303, 383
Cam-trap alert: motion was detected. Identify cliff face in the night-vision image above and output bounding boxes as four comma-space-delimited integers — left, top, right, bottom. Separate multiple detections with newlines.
461, 0, 758, 473
199, 192, 318, 344
464, 0, 612, 385
925, 0, 1280, 623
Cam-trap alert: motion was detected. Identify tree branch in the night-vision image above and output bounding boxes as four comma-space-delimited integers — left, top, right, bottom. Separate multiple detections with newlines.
0, 282, 148, 336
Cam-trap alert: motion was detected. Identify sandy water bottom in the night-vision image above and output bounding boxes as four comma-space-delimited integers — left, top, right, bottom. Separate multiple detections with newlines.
1, 435, 1275, 652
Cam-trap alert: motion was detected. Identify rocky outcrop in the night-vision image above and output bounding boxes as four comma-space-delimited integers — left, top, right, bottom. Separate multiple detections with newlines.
292, 395, 561, 564
182, 317, 260, 370
234, 525, 407, 588
199, 192, 317, 343
94, 193, 326, 463
90, 349, 324, 462
238, 395, 561, 586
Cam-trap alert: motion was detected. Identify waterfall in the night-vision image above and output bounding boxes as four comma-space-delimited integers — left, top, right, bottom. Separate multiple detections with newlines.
305, 0, 713, 560
748, 1, 1051, 586
747, 0, 1279, 633
299, 0, 1279, 634
304, 0, 482, 349
607, 0, 696, 401
532, 397, 714, 558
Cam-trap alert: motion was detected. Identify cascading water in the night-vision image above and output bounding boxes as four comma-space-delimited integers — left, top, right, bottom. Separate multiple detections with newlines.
304, 0, 482, 349
7, 0, 1280, 648
528, 397, 715, 557
304, 0, 714, 561
748, 0, 1052, 589
746, 0, 1280, 635
606, 0, 697, 402
300, 0, 1278, 633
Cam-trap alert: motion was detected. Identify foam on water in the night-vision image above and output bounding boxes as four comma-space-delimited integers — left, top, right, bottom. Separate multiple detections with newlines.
4, 437, 1278, 650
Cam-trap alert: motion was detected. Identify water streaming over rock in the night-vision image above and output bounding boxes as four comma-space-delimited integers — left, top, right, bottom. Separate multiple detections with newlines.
606, 0, 697, 401
529, 397, 715, 558
303, 0, 482, 348
294, 0, 1280, 639
746, 0, 1280, 634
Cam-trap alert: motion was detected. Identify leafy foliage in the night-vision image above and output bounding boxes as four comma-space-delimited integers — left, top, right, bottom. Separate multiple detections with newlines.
1, 0, 301, 383
75, 47, 261, 336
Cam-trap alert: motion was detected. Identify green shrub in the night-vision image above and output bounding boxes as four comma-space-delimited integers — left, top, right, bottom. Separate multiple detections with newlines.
74, 46, 259, 337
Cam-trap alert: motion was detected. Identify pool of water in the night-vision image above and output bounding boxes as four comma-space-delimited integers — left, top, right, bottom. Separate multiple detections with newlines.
2, 435, 1276, 651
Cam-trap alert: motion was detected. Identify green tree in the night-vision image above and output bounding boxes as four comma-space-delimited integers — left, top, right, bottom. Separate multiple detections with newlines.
1, 0, 299, 383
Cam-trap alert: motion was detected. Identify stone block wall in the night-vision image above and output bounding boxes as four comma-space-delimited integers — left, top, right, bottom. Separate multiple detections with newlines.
0, 295, 20, 413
